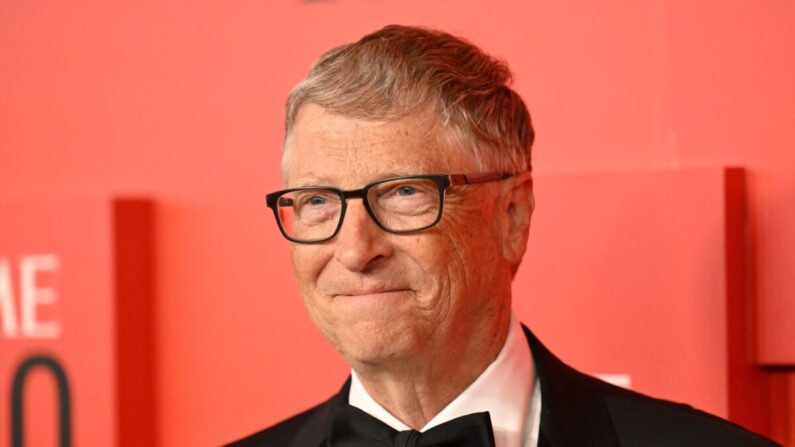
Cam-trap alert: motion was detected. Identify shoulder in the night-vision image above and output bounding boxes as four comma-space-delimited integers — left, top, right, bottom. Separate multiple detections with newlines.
223, 399, 333, 447
579, 366, 780, 446
522, 325, 780, 446
224, 377, 351, 447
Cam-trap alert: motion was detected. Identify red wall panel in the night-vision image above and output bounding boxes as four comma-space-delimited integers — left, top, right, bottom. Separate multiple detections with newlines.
514, 168, 770, 435
0, 198, 154, 446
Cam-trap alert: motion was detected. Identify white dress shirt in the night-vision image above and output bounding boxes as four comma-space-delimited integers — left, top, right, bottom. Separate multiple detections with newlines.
349, 313, 542, 447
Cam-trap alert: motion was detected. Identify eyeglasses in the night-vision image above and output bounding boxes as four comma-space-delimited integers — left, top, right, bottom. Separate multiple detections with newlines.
266, 172, 511, 243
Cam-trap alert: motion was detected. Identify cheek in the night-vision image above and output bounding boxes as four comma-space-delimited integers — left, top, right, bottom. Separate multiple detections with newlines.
290, 246, 327, 294
435, 208, 502, 287
290, 246, 338, 334
406, 227, 472, 308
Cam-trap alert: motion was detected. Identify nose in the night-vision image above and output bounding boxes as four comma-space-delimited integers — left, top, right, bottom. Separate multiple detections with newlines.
333, 200, 394, 272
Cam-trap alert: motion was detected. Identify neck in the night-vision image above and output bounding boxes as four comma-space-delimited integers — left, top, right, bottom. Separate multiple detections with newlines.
350, 309, 512, 430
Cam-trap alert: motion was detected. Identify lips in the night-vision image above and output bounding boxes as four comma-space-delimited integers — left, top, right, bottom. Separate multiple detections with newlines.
333, 288, 410, 297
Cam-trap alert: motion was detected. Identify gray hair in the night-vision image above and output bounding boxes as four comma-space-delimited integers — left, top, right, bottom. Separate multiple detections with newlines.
283, 24, 534, 175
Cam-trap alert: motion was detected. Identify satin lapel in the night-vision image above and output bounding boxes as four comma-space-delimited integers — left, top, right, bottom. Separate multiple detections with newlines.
522, 325, 620, 447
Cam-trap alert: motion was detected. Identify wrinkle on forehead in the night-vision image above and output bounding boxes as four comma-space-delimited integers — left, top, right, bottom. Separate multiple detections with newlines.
283, 104, 467, 189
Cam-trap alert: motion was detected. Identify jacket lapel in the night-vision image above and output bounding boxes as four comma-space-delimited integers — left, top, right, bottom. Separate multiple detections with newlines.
523, 325, 619, 447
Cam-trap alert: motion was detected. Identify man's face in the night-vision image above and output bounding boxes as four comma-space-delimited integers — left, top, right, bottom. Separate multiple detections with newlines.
284, 104, 514, 367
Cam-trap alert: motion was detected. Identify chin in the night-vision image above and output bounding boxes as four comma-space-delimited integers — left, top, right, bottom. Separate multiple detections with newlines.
332, 323, 424, 366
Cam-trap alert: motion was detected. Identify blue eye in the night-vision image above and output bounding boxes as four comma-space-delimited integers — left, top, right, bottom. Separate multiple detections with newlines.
397, 186, 416, 196
308, 196, 327, 206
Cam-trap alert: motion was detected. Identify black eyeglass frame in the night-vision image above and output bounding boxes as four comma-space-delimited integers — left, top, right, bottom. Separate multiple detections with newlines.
265, 172, 512, 244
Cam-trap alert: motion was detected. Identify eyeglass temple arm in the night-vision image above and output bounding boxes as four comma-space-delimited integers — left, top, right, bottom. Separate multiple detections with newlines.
449, 172, 513, 186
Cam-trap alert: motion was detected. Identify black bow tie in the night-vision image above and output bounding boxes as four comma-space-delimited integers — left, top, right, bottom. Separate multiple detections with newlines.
327, 405, 496, 447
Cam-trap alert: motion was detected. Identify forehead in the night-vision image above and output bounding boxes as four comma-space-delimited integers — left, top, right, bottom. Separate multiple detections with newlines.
284, 104, 476, 188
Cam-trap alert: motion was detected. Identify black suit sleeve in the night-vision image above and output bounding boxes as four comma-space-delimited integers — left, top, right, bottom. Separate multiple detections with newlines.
603, 388, 782, 447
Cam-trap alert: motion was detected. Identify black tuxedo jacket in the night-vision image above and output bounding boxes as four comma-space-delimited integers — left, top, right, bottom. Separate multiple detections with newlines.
227, 326, 780, 446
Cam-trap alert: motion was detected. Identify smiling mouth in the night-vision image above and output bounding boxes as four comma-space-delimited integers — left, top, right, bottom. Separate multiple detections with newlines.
334, 289, 410, 298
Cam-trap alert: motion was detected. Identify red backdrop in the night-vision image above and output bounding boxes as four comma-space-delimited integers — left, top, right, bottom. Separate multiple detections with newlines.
2, 1, 793, 446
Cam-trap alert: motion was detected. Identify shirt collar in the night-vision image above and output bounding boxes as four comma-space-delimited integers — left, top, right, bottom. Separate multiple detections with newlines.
349, 313, 538, 447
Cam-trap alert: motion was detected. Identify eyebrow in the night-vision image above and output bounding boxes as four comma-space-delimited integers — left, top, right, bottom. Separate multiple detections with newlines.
290, 169, 431, 188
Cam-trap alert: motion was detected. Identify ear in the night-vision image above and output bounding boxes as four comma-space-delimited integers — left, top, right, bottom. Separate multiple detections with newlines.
499, 172, 535, 268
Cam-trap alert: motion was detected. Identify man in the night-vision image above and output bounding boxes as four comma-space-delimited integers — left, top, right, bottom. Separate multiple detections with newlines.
230, 25, 779, 446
